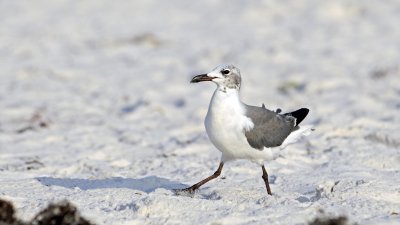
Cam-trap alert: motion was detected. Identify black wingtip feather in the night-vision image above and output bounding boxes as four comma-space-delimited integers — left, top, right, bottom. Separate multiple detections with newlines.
285, 108, 309, 126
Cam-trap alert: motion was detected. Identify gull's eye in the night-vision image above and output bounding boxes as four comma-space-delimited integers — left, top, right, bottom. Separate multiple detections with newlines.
221, 69, 230, 75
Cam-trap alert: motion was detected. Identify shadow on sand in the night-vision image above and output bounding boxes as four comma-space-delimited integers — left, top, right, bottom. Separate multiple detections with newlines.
36, 176, 188, 193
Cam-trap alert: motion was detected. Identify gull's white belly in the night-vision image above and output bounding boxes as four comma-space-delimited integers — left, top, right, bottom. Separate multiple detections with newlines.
205, 114, 250, 160
204, 89, 273, 162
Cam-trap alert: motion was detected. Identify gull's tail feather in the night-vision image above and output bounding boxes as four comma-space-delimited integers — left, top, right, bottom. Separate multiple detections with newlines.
285, 108, 309, 126
280, 125, 314, 149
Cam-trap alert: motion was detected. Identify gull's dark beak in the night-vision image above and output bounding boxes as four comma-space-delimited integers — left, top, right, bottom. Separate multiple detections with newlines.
190, 74, 214, 83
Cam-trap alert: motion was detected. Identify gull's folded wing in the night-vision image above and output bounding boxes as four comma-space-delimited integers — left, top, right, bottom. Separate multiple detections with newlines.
244, 105, 309, 150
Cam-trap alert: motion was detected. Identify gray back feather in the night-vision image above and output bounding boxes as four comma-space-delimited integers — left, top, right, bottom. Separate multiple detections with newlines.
244, 105, 296, 150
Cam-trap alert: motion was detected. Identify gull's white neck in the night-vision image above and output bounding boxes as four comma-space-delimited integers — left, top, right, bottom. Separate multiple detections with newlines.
208, 88, 241, 114
206, 87, 253, 132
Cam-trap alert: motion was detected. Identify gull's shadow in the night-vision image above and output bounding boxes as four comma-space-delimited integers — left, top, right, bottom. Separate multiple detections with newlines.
36, 176, 188, 193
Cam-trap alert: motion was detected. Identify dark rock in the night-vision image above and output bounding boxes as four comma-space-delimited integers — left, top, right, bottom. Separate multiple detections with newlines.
0, 199, 24, 225
309, 215, 350, 225
30, 201, 93, 225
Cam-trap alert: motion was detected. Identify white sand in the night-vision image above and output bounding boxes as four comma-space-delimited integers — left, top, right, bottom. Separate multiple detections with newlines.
0, 1, 399, 224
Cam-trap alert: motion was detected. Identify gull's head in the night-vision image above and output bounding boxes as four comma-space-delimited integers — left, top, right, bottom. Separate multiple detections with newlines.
190, 65, 241, 90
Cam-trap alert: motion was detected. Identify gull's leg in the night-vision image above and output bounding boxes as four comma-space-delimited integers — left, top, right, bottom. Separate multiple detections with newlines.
261, 165, 272, 195
179, 162, 224, 194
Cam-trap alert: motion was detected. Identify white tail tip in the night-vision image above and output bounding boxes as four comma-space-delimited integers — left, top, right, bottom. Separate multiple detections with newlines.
280, 125, 314, 149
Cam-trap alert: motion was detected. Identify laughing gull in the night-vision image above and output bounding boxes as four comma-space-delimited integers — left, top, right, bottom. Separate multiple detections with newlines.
178, 65, 312, 195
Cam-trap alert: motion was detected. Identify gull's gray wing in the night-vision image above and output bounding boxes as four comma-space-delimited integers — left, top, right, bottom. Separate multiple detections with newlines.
244, 105, 296, 150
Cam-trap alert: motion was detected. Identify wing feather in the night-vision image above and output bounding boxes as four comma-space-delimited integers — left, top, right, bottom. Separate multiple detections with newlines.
244, 105, 297, 150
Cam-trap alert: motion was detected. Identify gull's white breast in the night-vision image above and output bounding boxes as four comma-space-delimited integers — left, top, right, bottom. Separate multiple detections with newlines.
204, 89, 273, 162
